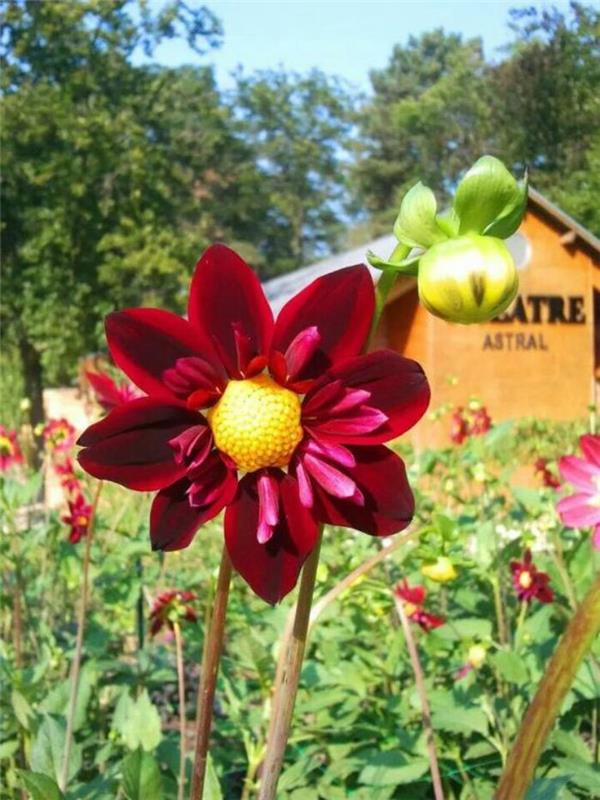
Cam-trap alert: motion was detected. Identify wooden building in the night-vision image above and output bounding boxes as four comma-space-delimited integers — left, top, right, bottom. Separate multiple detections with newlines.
264, 189, 600, 447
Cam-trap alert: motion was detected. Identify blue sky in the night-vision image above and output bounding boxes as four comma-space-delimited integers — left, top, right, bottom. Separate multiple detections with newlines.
145, 1, 571, 91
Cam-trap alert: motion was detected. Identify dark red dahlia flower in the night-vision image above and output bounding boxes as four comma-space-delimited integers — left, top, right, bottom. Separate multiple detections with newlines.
0, 425, 23, 470
77, 245, 430, 603
534, 457, 560, 490
54, 457, 81, 495
62, 493, 92, 544
510, 549, 553, 604
149, 589, 197, 637
86, 369, 142, 413
395, 579, 444, 632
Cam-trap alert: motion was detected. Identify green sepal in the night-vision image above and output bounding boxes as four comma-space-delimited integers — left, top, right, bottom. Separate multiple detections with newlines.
367, 244, 420, 276
453, 155, 526, 237
393, 181, 448, 249
435, 208, 460, 238
484, 170, 528, 238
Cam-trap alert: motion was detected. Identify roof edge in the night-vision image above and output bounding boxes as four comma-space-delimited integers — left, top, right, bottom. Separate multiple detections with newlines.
528, 187, 600, 255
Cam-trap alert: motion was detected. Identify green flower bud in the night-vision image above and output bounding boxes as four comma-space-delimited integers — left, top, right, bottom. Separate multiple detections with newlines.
417, 233, 518, 324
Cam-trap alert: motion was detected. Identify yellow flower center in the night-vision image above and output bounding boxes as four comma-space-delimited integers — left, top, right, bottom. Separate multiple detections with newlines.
76, 515, 89, 526
208, 374, 303, 473
403, 602, 418, 617
519, 571, 533, 589
0, 435, 13, 455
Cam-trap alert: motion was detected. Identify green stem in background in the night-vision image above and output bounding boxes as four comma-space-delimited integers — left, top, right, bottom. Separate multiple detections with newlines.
173, 621, 187, 800
491, 576, 509, 647
495, 573, 600, 800
393, 593, 445, 800
59, 480, 103, 793
551, 529, 578, 610
513, 600, 528, 650
257, 531, 323, 800
189, 546, 232, 800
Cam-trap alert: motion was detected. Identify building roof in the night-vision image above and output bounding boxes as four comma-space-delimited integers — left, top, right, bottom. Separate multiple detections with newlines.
263, 188, 599, 312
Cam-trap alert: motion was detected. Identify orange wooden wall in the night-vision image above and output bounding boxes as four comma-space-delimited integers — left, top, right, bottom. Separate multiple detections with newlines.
379, 207, 599, 447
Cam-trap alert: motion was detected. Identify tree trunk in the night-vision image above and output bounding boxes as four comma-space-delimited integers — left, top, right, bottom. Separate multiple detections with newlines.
19, 338, 45, 469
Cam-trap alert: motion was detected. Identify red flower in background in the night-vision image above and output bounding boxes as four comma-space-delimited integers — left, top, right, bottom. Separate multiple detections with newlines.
0, 426, 23, 470
395, 579, 444, 632
149, 590, 197, 637
43, 418, 76, 453
54, 458, 81, 494
534, 458, 560, 490
557, 434, 600, 550
510, 549, 553, 604
62, 493, 92, 543
449, 405, 491, 445
77, 245, 430, 603
86, 369, 142, 412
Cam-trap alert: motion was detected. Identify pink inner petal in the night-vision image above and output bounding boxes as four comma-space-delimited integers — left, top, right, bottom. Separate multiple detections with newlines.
302, 380, 345, 415
303, 453, 358, 499
284, 326, 322, 380
294, 459, 314, 508
326, 388, 372, 415
257, 472, 280, 543
310, 407, 388, 437
305, 435, 356, 468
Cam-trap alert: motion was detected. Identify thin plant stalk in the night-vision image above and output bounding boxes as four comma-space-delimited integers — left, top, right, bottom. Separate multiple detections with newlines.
257, 531, 323, 800
173, 621, 187, 800
189, 546, 232, 800
59, 480, 103, 793
495, 572, 600, 800
259, 270, 401, 798
393, 593, 445, 800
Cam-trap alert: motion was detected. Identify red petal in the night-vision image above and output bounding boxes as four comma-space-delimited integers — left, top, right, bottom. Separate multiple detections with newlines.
304, 351, 430, 444
150, 458, 237, 551
77, 399, 200, 490
310, 446, 414, 536
188, 245, 274, 377
224, 473, 319, 604
272, 265, 374, 381
106, 309, 219, 401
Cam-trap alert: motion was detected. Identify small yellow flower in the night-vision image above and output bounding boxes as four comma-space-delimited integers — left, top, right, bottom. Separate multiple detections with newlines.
467, 644, 487, 669
421, 556, 458, 583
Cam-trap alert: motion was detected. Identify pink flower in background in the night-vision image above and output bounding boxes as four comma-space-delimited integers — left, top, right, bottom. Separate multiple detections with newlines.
449, 408, 469, 445
62, 493, 92, 544
43, 418, 76, 453
86, 369, 141, 413
395, 579, 445, 632
510, 549, 553, 604
557, 434, 600, 550
0, 425, 23, 470
534, 458, 560, 490
149, 590, 198, 637
470, 407, 491, 436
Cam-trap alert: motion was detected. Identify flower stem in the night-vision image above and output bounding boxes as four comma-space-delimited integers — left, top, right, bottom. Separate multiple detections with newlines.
393, 593, 445, 800
257, 530, 323, 800
189, 546, 232, 800
59, 480, 103, 793
495, 572, 600, 800
513, 601, 528, 650
173, 622, 187, 800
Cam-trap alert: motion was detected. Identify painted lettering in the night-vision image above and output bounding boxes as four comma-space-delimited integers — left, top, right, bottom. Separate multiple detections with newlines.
493, 295, 585, 324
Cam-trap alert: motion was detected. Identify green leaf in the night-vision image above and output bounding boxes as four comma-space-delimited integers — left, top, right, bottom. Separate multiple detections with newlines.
0, 739, 19, 759
40, 660, 96, 732
551, 730, 592, 763
202, 752, 223, 800
30, 715, 81, 785
11, 689, 34, 730
526, 776, 569, 800
358, 751, 429, 787
393, 181, 448, 248
453, 155, 526, 237
366, 249, 419, 275
555, 757, 600, 793
17, 770, 64, 800
431, 706, 489, 736
121, 749, 162, 800
491, 650, 529, 685
113, 690, 162, 752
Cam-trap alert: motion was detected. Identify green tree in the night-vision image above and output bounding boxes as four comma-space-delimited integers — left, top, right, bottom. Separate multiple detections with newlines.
352, 30, 492, 224
491, 2, 600, 232
1, 0, 231, 434
233, 68, 354, 274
